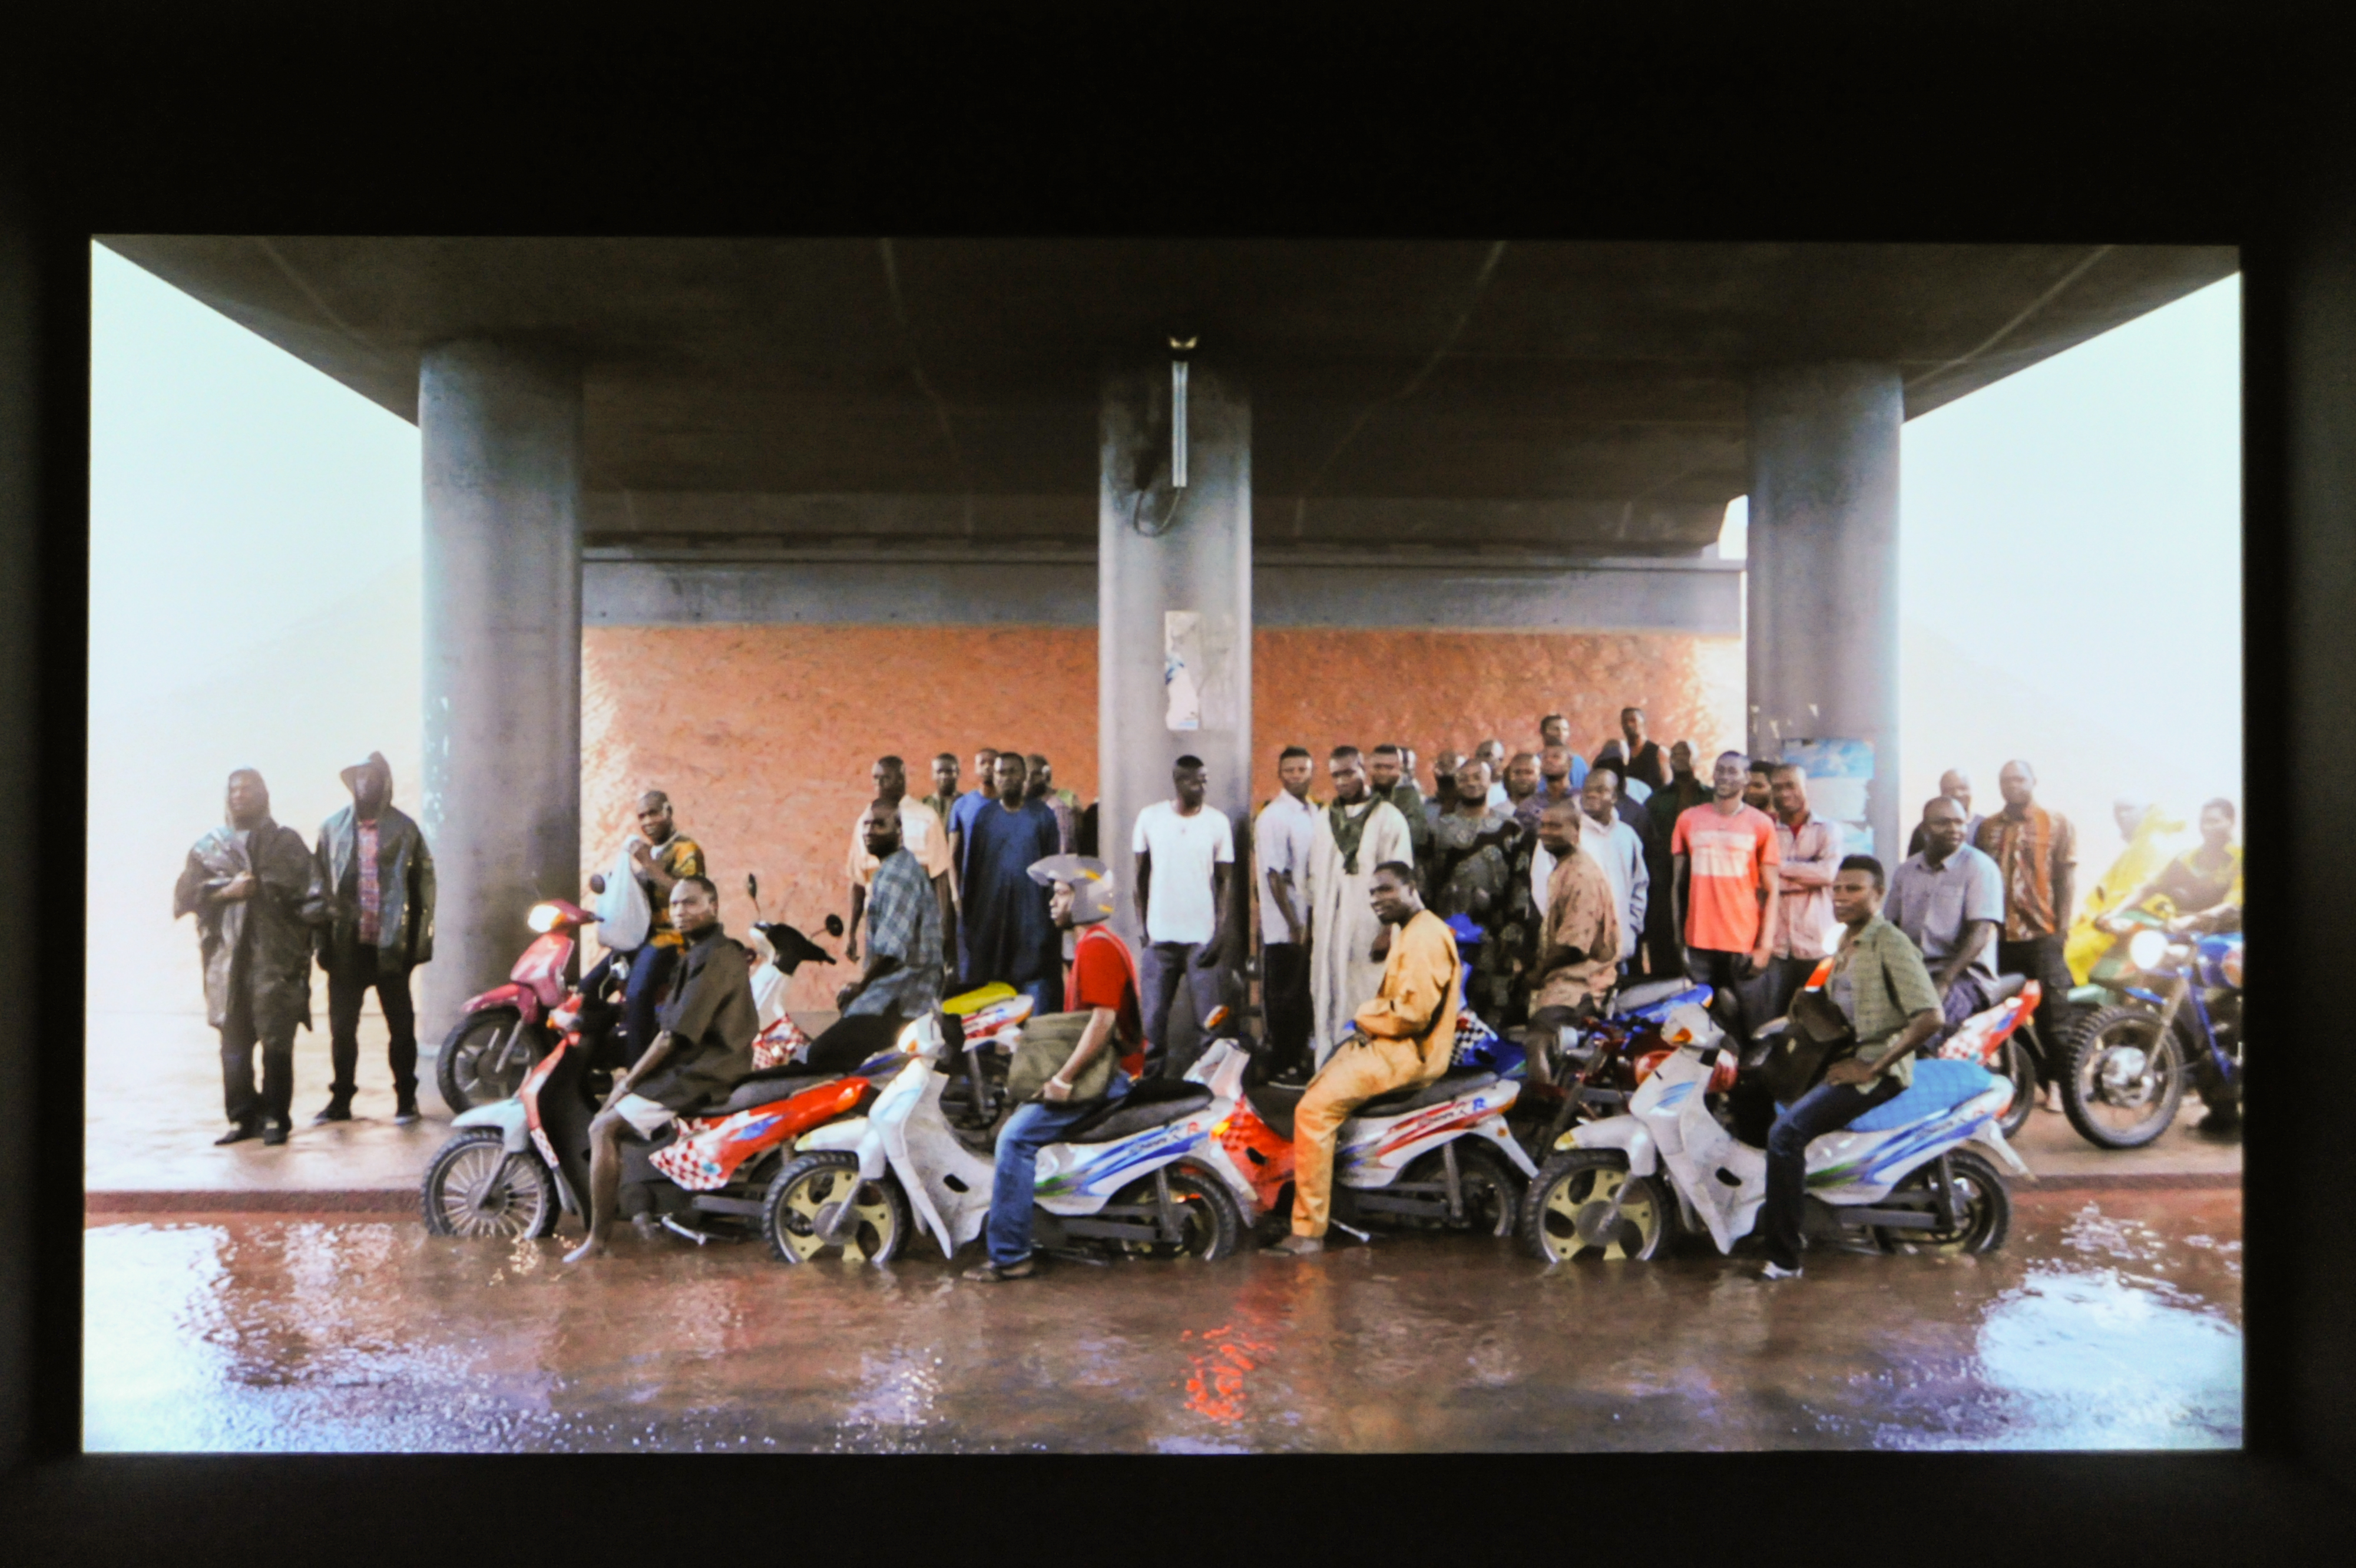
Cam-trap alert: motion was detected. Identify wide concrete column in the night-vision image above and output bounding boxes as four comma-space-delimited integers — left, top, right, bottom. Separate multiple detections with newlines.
419, 342, 585, 1045
1098, 363, 1253, 954
1745, 362, 1902, 859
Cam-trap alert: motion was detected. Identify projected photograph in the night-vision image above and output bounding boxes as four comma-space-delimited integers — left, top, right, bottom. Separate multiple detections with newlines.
83, 239, 2242, 1452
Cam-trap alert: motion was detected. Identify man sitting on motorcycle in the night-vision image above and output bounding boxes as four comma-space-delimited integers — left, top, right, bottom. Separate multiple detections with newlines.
1752, 855, 1944, 1281
565, 875, 759, 1263
1268, 862, 1461, 1258
962, 854, 1140, 1283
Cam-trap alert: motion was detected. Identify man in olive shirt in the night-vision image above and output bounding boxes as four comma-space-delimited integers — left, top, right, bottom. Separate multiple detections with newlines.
567, 875, 759, 1262
1755, 855, 1944, 1280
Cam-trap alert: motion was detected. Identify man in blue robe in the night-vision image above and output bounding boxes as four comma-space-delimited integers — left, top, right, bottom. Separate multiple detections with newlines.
956, 748, 1063, 1015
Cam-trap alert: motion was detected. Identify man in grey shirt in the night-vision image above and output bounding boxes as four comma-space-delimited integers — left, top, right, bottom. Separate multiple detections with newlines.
1884, 795, 2006, 1031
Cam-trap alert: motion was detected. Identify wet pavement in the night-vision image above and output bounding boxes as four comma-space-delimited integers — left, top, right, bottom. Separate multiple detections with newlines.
82, 1187, 2240, 1453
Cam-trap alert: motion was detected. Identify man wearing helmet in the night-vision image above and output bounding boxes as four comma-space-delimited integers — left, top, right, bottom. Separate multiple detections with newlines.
964, 854, 1142, 1283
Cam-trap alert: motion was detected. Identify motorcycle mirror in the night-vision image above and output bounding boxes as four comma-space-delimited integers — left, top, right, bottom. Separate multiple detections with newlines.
825, 914, 845, 938
746, 873, 759, 900
588, 873, 607, 895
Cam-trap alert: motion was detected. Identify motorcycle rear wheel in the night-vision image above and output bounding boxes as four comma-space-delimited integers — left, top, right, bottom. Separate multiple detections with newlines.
1108, 1165, 1243, 1262
436, 1007, 535, 1115
420, 1128, 558, 1239
1994, 1036, 2036, 1140
1397, 1144, 1522, 1237
2063, 1005, 2186, 1150
762, 1152, 909, 1265
1872, 1147, 2010, 1255
1518, 1152, 1669, 1263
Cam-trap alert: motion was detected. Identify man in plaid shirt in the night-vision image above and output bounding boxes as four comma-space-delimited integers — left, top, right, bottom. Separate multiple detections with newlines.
835, 798, 944, 1026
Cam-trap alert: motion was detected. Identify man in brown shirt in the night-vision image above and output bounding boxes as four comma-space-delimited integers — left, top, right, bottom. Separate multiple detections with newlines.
1974, 758, 2079, 1110
567, 875, 759, 1262
1524, 800, 1620, 1089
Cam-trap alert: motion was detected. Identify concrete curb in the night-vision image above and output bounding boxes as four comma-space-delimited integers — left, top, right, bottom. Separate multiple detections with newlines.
84, 1169, 2241, 1217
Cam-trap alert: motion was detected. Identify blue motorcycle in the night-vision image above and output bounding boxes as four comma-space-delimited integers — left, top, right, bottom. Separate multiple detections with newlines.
2063, 918, 2243, 1148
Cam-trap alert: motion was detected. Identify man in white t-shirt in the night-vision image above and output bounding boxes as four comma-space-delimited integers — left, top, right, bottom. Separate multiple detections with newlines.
1131, 754, 1236, 1077
1254, 745, 1320, 1080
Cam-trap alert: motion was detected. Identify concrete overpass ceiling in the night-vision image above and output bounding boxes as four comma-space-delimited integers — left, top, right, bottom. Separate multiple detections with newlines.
100, 235, 2235, 555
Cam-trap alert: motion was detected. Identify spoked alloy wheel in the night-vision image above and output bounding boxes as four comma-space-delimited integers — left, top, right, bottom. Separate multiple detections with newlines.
1519, 1152, 1669, 1262
1873, 1148, 2011, 1255
1108, 1166, 1243, 1261
420, 1128, 558, 1239
2064, 1006, 2186, 1150
436, 1007, 537, 1114
1398, 1144, 1522, 1237
763, 1153, 909, 1264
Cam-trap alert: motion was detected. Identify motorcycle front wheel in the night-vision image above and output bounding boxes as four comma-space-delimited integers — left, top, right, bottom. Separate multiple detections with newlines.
2063, 1005, 2186, 1150
1872, 1147, 2010, 1255
436, 1007, 537, 1114
1518, 1152, 1669, 1262
419, 1128, 558, 1239
762, 1152, 909, 1265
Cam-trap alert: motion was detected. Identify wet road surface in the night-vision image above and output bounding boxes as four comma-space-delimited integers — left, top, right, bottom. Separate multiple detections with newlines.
83, 1189, 2240, 1454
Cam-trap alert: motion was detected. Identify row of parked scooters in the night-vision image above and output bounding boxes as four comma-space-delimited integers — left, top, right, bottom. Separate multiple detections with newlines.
419, 876, 2097, 1269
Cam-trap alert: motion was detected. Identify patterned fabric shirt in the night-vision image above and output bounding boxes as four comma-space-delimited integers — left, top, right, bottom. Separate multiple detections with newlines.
355, 819, 382, 945
1825, 915, 1944, 1089
1974, 807, 2077, 941
644, 833, 706, 950
846, 846, 944, 1019
1533, 848, 1622, 1011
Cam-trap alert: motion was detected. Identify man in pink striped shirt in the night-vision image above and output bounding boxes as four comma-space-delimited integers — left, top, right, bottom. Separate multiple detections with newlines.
1762, 762, 1842, 1024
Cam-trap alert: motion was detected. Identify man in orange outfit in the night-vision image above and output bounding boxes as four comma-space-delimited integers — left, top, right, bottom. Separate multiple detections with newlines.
1267, 861, 1461, 1256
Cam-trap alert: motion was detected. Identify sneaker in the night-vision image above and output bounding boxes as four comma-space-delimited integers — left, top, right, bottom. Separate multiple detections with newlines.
214, 1121, 261, 1146
962, 1258, 1037, 1282
261, 1122, 290, 1147
1266, 1234, 1325, 1257
313, 1098, 353, 1124
1760, 1260, 1804, 1281
393, 1099, 422, 1126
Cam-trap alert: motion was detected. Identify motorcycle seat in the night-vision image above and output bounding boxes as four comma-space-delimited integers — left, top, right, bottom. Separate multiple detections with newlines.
1612, 977, 1697, 1015
1245, 1082, 1306, 1139
1843, 1058, 2001, 1133
1354, 1067, 1498, 1119
1981, 974, 2031, 1006
1058, 1077, 1216, 1144
704, 1073, 834, 1119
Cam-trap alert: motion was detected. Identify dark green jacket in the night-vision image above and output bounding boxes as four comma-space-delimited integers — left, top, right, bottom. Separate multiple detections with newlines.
174, 818, 323, 1036
314, 802, 436, 970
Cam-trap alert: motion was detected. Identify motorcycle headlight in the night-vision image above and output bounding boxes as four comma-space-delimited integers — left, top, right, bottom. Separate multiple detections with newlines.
2127, 929, 2170, 972
526, 902, 565, 934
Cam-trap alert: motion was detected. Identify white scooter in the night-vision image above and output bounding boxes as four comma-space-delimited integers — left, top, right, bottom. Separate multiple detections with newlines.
757, 1010, 1246, 1265
1183, 1037, 1540, 1240
1520, 1002, 2027, 1263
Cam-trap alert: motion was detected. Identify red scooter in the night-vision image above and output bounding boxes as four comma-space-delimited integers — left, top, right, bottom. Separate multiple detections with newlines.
435, 895, 593, 1114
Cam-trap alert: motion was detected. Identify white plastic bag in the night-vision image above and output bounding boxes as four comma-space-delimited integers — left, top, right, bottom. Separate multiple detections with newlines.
594, 841, 652, 952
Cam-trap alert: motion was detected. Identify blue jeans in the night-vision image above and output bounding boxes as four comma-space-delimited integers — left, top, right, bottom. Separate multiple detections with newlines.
1761, 1074, 1904, 1270
622, 942, 679, 1061
985, 1072, 1132, 1267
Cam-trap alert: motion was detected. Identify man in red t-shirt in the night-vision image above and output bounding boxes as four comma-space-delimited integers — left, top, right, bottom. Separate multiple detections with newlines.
967, 854, 1141, 1282
1669, 749, 1782, 1044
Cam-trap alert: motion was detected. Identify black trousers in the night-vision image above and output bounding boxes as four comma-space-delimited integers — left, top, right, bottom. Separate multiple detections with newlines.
1757, 954, 1822, 1029
1997, 934, 2077, 1083
326, 949, 418, 1101
220, 985, 296, 1130
1685, 947, 1760, 1044
1262, 941, 1313, 1075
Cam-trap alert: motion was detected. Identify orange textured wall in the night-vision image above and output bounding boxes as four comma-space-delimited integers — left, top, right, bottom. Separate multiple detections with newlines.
583, 624, 1740, 1009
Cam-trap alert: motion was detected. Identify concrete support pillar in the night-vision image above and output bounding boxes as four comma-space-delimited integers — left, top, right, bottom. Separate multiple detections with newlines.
1745, 362, 1902, 859
418, 342, 584, 1046
1098, 363, 1253, 955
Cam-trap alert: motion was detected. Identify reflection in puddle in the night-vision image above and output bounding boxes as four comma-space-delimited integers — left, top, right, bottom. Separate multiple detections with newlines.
1970, 1267, 2241, 1449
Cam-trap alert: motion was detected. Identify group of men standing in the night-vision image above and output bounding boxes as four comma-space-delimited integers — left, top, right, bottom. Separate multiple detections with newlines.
176, 754, 436, 1146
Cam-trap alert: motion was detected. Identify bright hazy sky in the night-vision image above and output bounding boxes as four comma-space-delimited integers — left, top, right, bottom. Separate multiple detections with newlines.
88, 243, 2241, 1011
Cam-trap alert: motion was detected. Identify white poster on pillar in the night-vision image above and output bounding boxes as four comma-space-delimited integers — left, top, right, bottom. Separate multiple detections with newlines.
1780, 737, 1874, 858
1164, 609, 1239, 733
